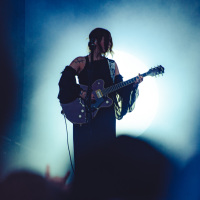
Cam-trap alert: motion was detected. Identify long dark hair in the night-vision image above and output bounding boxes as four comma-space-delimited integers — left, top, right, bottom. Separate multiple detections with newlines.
88, 28, 113, 56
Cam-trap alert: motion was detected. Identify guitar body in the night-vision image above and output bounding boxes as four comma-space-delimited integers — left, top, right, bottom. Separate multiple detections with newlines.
61, 79, 113, 124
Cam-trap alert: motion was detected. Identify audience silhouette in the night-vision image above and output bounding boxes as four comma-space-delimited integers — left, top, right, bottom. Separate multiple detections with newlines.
0, 135, 173, 200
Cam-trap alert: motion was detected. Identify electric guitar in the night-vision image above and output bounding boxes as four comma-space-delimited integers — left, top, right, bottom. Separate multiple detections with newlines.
61, 65, 164, 124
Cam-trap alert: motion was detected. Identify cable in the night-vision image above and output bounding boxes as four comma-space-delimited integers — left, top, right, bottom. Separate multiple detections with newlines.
63, 113, 75, 174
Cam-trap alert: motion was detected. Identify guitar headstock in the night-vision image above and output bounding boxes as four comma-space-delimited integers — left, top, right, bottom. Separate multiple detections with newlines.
147, 65, 165, 77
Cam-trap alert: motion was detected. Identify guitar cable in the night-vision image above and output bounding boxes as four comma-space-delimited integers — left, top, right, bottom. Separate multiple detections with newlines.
63, 112, 75, 174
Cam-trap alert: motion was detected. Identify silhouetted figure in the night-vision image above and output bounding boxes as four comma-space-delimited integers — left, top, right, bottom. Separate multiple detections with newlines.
0, 170, 67, 200
0, 136, 173, 200
71, 135, 172, 200
58, 28, 143, 176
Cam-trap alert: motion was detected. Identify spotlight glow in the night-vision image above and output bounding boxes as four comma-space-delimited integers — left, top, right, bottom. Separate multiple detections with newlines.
110, 50, 159, 136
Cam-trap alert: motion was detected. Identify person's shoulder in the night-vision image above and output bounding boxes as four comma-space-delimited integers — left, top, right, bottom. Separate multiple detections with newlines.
69, 56, 86, 72
70, 56, 86, 65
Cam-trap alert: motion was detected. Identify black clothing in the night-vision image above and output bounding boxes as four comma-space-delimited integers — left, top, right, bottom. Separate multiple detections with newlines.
58, 56, 139, 173
58, 66, 81, 104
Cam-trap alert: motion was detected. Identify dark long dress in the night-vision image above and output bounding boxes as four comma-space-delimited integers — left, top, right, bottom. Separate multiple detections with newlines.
73, 57, 116, 172
58, 56, 139, 174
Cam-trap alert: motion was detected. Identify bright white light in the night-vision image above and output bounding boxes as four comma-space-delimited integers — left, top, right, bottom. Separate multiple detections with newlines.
110, 50, 159, 136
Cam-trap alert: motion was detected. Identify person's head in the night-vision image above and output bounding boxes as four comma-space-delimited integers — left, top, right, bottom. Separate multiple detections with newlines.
88, 28, 113, 56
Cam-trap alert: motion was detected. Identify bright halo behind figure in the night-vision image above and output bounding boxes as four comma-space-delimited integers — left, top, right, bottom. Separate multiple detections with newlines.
109, 50, 159, 136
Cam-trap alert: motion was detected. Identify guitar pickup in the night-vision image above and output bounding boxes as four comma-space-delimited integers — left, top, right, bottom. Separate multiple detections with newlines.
95, 89, 103, 98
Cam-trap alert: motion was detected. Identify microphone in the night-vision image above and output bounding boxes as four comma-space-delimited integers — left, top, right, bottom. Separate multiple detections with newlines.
89, 38, 96, 50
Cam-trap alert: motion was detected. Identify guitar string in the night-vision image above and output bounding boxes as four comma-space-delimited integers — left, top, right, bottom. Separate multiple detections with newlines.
102, 72, 149, 96
102, 77, 136, 96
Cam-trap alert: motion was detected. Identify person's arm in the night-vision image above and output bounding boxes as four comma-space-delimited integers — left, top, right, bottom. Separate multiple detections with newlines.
58, 57, 85, 103
45, 165, 71, 192
113, 61, 143, 119
115, 62, 120, 76
70, 57, 95, 100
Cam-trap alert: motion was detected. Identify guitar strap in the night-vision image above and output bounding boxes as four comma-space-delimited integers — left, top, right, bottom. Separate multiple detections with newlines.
85, 56, 93, 124
107, 58, 115, 83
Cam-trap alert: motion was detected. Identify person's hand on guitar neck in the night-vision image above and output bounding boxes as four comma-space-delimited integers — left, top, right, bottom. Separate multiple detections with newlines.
133, 74, 143, 87
80, 90, 95, 101
79, 74, 143, 100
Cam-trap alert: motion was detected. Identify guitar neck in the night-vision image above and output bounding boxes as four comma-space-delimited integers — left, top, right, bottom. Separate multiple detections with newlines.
102, 72, 148, 96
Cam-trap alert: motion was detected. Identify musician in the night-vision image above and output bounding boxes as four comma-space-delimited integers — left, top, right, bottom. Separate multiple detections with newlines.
58, 28, 143, 175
